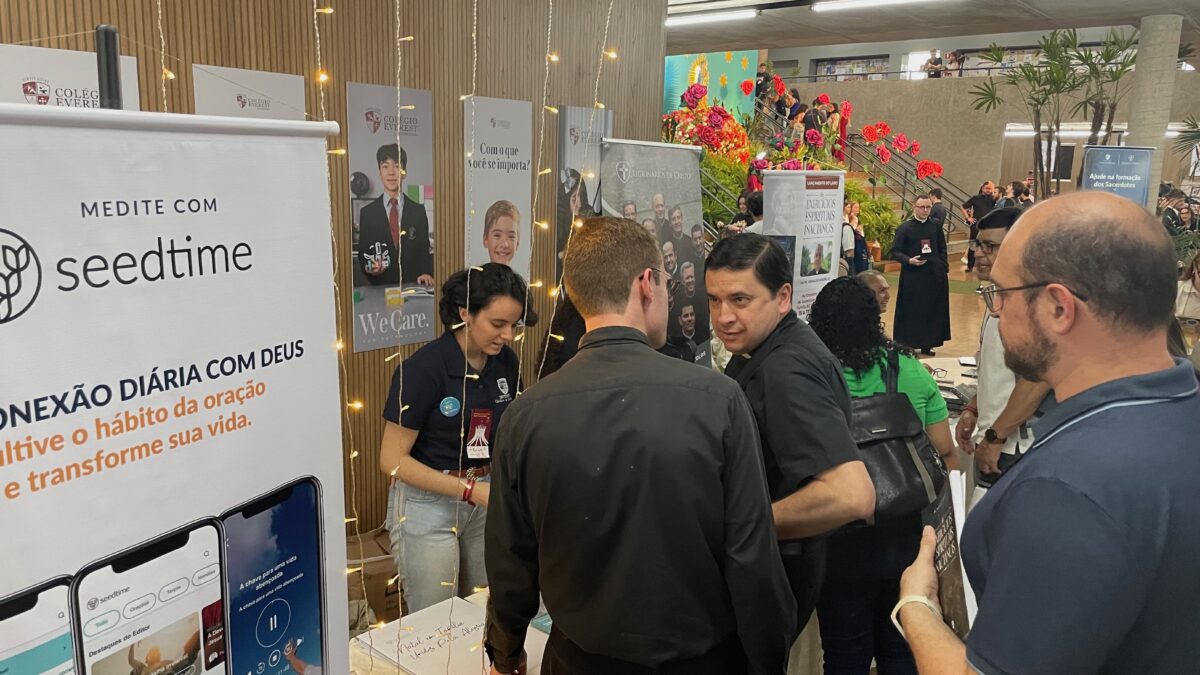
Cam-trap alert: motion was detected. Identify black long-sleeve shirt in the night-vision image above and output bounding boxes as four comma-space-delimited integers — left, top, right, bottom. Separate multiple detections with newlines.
485, 327, 797, 674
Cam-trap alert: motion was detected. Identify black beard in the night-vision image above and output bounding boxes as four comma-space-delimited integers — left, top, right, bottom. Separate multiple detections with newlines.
1002, 310, 1057, 382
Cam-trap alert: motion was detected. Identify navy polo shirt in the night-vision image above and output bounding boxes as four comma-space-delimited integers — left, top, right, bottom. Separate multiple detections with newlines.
382, 331, 521, 471
961, 360, 1200, 675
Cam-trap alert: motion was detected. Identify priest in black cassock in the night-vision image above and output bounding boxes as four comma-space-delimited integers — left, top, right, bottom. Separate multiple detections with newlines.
890, 195, 950, 355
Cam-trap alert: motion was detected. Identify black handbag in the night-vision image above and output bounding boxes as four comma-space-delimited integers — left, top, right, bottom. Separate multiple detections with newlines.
849, 348, 948, 522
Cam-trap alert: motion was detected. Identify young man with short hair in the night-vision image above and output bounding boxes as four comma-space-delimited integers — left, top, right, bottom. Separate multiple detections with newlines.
487, 218, 796, 675
356, 143, 435, 286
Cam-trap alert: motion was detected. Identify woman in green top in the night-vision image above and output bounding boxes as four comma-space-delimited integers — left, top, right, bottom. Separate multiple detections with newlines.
808, 276, 957, 675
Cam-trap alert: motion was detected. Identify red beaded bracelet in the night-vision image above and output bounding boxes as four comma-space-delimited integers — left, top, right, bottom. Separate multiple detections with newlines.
462, 478, 477, 505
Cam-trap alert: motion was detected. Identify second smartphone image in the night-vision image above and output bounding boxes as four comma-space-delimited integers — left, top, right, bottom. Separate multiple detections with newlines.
222, 477, 325, 675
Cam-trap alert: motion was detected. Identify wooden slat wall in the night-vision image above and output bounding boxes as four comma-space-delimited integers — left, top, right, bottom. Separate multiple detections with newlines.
1, 0, 668, 531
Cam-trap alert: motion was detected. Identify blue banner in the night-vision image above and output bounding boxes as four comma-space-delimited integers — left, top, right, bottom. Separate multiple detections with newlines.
1081, 145, 1155, 206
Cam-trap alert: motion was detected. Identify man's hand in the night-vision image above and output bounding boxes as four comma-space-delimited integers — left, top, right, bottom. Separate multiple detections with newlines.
900, 526, 942, 613
955, 411, 977, 452
910, 257, 927, 266
975, 438, 1003, 475
488, 651, 528, 675
417, 274, 435, 286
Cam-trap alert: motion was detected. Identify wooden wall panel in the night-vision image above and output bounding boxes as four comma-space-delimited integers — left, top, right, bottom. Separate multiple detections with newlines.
1, 0, 668, 531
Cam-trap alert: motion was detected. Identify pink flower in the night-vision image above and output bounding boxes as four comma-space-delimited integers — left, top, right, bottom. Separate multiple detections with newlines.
697, 125, 719, 147
840, 100, 853, 119
805, 128, 824, 147
782, 159, 803, 170
682, 83, 707, 110
707, 109, 726, 129
876, 144, 892, 164
750, 159, 770, 171
909, 141, 921, 156
817, 93, 831, 106
792, 140, 803, 152
891, 133, 909, 153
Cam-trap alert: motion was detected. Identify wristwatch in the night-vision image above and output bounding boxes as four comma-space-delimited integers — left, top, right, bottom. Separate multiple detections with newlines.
983, 428, 1007, 444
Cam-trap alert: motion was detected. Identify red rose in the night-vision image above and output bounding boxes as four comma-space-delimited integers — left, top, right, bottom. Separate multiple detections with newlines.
707, 110, 726, 129
697, 125, 719, 147
840, 100, 853, 119
909, 141, 921, 156
862, 125, 879, 143
773, 74, 786, 97
740, 79, 754, 96
817, 93, 831, 106
805, 129, 825, 147
875, 121, 891, 137
891, 132, 909, 153
876, 144, 892, 164
915, 159, 942, 179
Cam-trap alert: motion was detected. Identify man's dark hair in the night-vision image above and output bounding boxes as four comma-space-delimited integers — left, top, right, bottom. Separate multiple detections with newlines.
438, 262, 538, 329
691, 223, 703, 234
789, 88, 800, 100
1010, 181, 1026, 199
811, 98, 822, 107
928, 188, 943, 199
810, 276, 910, 374
758, 63, 768, 71
376, 143, 408, 169
747, 191, 764, 218
1021, 207, 1176, 332
706, 233, 792, 294
978, 206, 1022, 231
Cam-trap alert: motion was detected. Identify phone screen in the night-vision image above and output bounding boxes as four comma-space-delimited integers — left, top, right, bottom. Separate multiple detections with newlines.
224, 479, 324, 675
75, 523, 227, 675
0, 581, 74, 675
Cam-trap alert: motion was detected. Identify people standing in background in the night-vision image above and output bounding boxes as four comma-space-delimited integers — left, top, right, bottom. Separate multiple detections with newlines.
1159, 189, 1186, 235
621, 200, 638, 221
744, 192, 765, 234
897, 191, 1200, 675
803, 100, 828, 141
927, 188, 947, 230
486, 217, 797, 675
1179, 203, 1196, 231
809, 276, 957, 675
922, 50, 945, 78
954, 208, 1053, 506
708, 234, 876, 633
1176, 251, 1200, 353
379, 264, 536, 612
943, 50, 965, 77
993, 183, 1015, 210
849, 202, 871, 274
962, 182, 997, 272
890, 196, 950, 355
357, 143, 435, 286
755, 62, 772, 99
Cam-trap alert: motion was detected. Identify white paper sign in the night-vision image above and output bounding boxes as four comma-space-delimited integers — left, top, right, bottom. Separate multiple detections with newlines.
464, 96, 533, 278
0, 103, 347, 671
0, 44, 139, 109
763, 170, 846, 318
192, 64, 306, 120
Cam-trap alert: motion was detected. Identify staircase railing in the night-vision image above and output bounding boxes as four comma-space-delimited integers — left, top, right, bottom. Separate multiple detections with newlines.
843, 134, 971, 238
700, 161, 740, 239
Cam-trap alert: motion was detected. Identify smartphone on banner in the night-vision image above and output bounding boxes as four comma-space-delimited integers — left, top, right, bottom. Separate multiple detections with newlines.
0, 577, 75, 675
222, 477, 325, 675
72, 521, 228, 675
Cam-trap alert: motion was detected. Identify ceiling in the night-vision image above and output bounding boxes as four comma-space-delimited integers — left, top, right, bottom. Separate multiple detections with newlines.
665, 0, 1200, 57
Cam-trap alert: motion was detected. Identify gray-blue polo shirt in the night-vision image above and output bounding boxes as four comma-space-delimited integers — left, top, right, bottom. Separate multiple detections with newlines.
961, 359, 1200, 675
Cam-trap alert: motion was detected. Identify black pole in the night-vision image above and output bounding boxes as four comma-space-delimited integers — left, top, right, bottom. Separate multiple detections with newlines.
95, 24, 121, 110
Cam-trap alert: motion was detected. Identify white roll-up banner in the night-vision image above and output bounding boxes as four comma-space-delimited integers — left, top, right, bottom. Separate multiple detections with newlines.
763, 170, 846, 319
0, 103, 347, 675
464, 96, 533, 279
0, 44, 139, 110
554, 106, 613, 278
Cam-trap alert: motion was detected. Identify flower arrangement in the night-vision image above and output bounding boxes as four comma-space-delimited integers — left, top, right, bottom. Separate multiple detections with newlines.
662, 99, 751, 164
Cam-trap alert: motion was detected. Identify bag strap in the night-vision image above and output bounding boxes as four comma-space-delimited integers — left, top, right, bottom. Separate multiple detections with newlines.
882, 347, 901, 394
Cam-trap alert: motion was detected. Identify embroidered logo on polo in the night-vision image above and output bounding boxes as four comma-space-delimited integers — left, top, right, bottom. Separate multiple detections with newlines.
439, 396, 461, 417
496, 377, 512, 403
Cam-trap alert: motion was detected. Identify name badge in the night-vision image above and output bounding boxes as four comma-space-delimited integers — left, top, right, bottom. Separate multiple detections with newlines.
921, 239, 932, 254
439, 396, 461, 417
466, 409, 493, 459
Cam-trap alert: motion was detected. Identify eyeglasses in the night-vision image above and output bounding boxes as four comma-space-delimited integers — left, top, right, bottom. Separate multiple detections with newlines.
649, 267, 679, 294
931, 367, 948, 379
969, 239, 999, 255
979, 282, 1089, 314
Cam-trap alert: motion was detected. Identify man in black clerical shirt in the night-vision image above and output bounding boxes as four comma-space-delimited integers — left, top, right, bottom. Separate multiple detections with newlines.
485, 218, 796, 675
962, 181, 997, 272
755, 62, 771, 99
708, 234, 876, 631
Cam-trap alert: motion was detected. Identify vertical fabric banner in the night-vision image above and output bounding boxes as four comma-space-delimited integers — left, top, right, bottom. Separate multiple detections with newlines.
464, 96, 533, 279
192, 64, 306, 121
0, 44, 139, 109
0, 103, 346, 673
599, 140, 711, 366
1080, 145, 1155, 207
554, 106, 613, 277
763, 170, 845, 319
346, 82, 437, 352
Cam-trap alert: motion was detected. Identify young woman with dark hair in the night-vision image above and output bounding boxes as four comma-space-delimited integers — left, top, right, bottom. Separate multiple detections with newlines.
808, 276, 957, 675
378, 263, 537, 612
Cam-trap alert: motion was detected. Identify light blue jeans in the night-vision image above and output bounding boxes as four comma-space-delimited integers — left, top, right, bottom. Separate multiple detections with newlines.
387, 477, 489, 613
